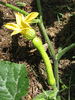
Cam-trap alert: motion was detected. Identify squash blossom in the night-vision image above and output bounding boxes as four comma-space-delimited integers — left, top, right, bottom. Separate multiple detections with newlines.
4, 12, 56, 86
4, 12, 39, 40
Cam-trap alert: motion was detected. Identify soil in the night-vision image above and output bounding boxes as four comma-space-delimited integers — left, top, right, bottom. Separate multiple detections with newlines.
0, 0, 75, 100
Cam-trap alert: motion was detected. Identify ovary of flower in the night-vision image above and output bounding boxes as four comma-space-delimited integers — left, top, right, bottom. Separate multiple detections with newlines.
4, 12, 39, 37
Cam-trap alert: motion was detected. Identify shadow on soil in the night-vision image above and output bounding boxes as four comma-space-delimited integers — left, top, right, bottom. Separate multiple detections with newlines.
31, 0, 75, 59
0, 10, 4, 28
59, 62, 75, 100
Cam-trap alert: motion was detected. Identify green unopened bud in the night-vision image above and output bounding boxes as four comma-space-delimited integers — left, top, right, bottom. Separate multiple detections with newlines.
22, 28, 36, 40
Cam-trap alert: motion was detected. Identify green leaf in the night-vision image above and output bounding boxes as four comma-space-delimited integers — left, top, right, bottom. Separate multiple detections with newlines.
57, 14, 61, 25
58, 47, 63, 53
32, 87, 58, 100
56, 43, 75, 60
0, 60, 29, 100
59, 13, 64, 17
67, 7, 71, 10
72, 56, 75, 58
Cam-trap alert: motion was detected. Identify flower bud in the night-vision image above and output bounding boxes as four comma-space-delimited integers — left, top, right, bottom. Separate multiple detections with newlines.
22, 28, 36, 40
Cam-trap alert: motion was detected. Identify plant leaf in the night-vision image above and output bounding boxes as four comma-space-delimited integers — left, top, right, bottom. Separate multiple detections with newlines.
57, 14, 61, 25
56, 43, 75, 60
59, 13, 64, 17
0, 60, 29, 100
32, 88, 58, 100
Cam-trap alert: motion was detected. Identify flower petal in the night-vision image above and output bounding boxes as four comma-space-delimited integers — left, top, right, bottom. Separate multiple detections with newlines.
20, 28, 31, 34
15, 13, 24, 27
11, 29, 21, 36
24, 12, 39, 23
21, 21, 31, 29
4, 23, 19, 30
15, 13, 31, 29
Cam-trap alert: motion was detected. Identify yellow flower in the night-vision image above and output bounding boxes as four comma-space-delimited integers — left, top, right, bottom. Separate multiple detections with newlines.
4, 12, 39, 40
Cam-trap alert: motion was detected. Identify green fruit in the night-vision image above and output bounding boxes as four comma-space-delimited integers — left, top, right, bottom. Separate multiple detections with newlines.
32, 37, 55, 86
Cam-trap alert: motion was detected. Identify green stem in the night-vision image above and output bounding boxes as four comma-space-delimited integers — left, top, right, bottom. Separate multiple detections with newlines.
40, 23, 56, 60
56, 43, 75, 60
36, 0, 60, 99
36, 0, 43, 22
54, 60, 59, 89
54, 60, 61, 100
68, 76, 72, 100
0, 1, 29, 15
36, 0, 56, 60
0, 1, 40, 23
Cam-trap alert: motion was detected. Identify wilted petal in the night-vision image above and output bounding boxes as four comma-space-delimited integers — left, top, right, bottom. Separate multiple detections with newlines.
4, 23, 19, 30
24, 12, 39, 23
